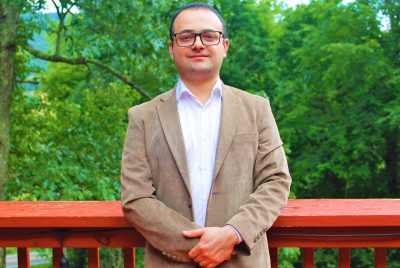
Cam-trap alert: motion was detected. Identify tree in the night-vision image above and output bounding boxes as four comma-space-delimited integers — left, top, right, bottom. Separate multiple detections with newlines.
0, 0, 20, 200
266, 0, 399, 265
2, 0, 173, 200
270, 0, 399, 199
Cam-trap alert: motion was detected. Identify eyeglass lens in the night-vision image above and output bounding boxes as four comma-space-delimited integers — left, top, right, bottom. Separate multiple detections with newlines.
175, 31, 221, 47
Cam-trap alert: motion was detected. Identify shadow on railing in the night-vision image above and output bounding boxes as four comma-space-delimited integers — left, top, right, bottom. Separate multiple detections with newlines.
0, 199, 399, 268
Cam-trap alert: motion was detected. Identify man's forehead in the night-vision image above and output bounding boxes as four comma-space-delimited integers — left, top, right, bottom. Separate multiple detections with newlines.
173, 9, 224, 32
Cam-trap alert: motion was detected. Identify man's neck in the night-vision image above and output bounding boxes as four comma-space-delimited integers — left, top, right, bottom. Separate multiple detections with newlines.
180, 76, 219, 105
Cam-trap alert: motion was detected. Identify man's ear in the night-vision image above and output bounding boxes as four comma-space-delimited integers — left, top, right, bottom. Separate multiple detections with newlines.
223, 38, 229, 57
168, 40, 174, 60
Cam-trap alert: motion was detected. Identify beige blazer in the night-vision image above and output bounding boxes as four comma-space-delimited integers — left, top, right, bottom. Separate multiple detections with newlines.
121, 84, 291, 267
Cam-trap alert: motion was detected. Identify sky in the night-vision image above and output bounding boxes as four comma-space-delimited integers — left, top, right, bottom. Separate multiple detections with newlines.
284, 0, 310, 7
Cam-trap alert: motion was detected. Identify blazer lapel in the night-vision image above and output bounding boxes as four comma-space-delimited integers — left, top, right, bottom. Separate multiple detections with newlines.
156, 88, 192, 195
213, 84, 241, 180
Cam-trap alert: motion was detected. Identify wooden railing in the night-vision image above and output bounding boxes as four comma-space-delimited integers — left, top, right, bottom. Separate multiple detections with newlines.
0, 199, 399, 267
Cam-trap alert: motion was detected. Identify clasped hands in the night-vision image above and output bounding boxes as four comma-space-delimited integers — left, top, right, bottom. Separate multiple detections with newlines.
183, 226, 239, 268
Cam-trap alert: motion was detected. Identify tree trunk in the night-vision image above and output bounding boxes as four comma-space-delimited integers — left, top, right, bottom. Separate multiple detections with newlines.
0, 2, 19, 267
0, 0, 18, 196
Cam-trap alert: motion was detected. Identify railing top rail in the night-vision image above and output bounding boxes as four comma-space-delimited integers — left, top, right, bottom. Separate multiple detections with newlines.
0, 199, 399, 228
274, 199, 400, 227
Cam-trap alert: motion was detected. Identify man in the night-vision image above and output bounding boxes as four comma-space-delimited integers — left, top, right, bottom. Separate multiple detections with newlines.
121, 3, 291, 267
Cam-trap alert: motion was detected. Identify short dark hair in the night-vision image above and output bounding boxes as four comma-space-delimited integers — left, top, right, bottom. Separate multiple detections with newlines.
169, 2, 227, 41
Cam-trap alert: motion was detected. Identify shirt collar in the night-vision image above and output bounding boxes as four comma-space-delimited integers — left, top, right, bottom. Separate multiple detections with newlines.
176, 77, 223, 102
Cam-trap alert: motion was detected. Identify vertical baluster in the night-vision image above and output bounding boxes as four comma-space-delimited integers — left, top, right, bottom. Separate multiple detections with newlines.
17, 247, 30, 268
374, 248, 387, 268
339, 248, 350, 268
269, 247, 278, 268
53, 248, 63, 268
123, 248, 136, 268
303, 248, 314, 268
88, 248, 100, 268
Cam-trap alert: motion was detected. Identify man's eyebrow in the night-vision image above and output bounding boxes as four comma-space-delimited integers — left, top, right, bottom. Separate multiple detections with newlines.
177, 29, 195, 33
177, 28, 219, 33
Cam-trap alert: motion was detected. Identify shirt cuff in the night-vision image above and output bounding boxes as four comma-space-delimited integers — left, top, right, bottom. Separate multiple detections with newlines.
226, 224, 243, 244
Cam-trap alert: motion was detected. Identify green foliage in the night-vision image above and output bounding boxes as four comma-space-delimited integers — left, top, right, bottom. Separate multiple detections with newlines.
270, 0, 399, 198
136, 248, 145, 268
7, 62, 141, 200
218, 0, 279, 93
64, 0, 186, 96
278, 247, 301, 267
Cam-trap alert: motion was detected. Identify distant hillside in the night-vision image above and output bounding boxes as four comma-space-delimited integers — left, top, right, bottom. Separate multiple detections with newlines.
28, 12, 59, 66
23, 12, 58, 90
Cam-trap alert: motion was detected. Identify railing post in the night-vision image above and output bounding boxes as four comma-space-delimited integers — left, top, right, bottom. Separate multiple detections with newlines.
374, 248, 387, 268
17, 247, 30, 268
269, 247, 278, 268
303, 248, 314, 268
123, 248, 136, 268
53, 248, 62, 268
88, 248, 100, 268
339, 248, 350, 268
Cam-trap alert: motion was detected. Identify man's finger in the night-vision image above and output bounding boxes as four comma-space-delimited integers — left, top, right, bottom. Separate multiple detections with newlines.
199, 258, 212, 267
183, 228, 205, 238
188, 245, 202, 259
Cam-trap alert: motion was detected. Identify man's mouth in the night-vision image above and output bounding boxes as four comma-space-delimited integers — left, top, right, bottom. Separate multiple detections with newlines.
189, 54, 208, 59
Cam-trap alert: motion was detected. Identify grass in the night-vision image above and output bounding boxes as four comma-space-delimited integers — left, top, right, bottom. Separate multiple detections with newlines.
31, 264, 52, 268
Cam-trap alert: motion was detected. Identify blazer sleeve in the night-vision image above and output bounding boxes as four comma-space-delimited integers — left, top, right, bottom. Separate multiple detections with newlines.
226, 99, 292, 253
120, 106, 201, 263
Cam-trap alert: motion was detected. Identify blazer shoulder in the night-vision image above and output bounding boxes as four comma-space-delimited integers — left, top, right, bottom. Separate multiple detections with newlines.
224, 85, 270, 105
224, 85, 272, 115
127, 89, 174, 118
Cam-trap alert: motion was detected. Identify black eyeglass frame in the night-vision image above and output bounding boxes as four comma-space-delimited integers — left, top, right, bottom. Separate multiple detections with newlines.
172, 31, 225, 47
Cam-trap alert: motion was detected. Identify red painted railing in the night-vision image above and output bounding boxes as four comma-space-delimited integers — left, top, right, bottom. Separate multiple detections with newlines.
0, 199, 399, 267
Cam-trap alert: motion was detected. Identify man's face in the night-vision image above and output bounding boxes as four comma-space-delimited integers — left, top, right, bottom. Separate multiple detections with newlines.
169, 9, 229, 81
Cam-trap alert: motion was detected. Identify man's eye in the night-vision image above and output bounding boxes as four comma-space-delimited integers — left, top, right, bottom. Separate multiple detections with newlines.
203, 33, 218, 40
180, 34, 193, 40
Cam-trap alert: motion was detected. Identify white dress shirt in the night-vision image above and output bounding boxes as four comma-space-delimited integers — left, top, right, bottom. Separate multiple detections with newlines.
176, 78, 222, 227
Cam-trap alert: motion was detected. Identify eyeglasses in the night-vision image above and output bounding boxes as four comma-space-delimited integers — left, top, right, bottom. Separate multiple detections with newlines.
173, 31, 224, 47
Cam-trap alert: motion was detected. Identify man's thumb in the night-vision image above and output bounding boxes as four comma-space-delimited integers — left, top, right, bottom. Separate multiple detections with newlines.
183, 228, 204, 238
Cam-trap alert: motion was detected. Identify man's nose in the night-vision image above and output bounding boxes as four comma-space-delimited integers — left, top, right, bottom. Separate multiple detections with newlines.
192, 35, 205, 49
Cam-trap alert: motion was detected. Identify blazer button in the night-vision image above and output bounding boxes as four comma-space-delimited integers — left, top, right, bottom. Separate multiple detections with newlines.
187, 199, 192, 208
